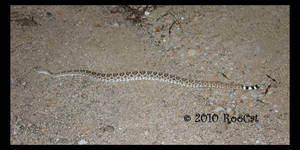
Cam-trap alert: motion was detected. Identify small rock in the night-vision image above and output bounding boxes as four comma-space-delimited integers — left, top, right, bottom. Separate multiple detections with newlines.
179, 53, 184, 57
229, 93, 235, 99
214, 106, 224, 112
100, 125, 114, 133
203, 53, 208, 58
199, 66, 204, 70
144, 11, 150, 16
169, 42, 174, 47
144, 130, 149, 136
78, 139, 88, 145
188, 49, 197, 56
226, 108, 232, 114
154, 26, 161, 32
256, 140, 260, 144
113, 23, 119, 27
252, 94, 258, 99
173, 51, 178, 58
255, 122, 262, 129
46, 12, 52, 17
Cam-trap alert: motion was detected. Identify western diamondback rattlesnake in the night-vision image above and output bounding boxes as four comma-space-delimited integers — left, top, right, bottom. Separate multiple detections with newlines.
34, 69, 260, 91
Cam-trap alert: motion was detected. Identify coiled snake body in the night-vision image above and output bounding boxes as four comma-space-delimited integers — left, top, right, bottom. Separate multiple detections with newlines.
35, 69, 259, 91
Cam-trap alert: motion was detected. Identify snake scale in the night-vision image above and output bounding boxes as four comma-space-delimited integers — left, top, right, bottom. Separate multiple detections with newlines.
34, 69, 259, 91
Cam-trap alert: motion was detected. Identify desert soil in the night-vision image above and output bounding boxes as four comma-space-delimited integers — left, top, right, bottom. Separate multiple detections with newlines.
10, 5, 289, 144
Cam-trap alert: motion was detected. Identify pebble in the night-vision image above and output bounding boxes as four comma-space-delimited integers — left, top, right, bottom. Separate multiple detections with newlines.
154, 26, 161, 32
255, 122, 262, 129
169, 42, 174, 47
252, 94, 258, 99
256, 140, 260, 144
113, 23, 119, 27
203, 53, 209, 58
46, 12, 52, 17
214, 106, 224, 112
229, 93, 235, 99
173, 51, 178, 58
179, 53, 184, 57
100, 125, 115, 133
81, 93, 88, 99
144, 130, 149, 136
188, 49, 197, 56
144, 11, 150, 16
199, 66, 204, 70
78, 139, 88, 145
226, 108, 232, 114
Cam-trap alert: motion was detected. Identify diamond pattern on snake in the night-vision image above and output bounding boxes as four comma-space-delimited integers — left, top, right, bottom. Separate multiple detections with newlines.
34, 69, 260, 91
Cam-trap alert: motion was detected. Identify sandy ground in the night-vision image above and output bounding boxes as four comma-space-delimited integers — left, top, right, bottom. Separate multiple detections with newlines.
10, 5, 289, 144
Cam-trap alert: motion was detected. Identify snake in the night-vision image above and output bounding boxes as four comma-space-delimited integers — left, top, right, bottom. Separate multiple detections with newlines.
34, 69, 260, 91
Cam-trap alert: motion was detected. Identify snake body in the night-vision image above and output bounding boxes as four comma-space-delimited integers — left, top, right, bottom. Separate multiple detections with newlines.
35, 69, 259, 91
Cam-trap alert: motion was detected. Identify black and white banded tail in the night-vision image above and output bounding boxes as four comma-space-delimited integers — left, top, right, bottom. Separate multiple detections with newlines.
242, 84, 259, 91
